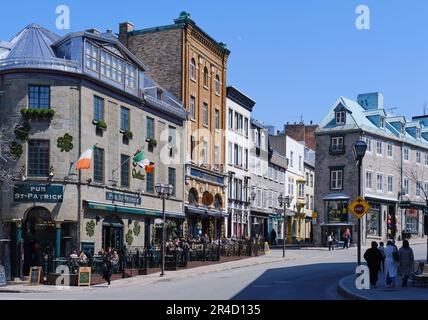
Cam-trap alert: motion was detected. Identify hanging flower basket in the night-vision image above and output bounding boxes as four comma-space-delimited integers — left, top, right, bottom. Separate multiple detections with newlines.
21, 108, 55, 120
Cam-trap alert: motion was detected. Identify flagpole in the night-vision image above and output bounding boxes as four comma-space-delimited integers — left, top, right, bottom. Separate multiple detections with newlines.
111, 146, 145, 182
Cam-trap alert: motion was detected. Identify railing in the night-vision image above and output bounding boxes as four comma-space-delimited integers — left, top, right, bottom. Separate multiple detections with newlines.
0, 57, 81, 72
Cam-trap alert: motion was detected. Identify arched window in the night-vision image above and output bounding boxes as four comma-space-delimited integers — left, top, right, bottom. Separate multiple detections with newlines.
214, 75, 220, 94
203, 67, 209, 87
255, 130, 259, 148
261, 132, 266, 150
188, 188, 199, 205
190, 58, 196, 80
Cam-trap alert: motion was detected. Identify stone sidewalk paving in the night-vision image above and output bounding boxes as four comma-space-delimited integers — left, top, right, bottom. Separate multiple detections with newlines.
0, 249, 298, 294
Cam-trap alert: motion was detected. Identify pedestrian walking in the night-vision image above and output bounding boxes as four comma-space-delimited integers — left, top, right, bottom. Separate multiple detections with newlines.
398, 240, 414, 287
327, 232, 334, 251
342, 229, 350, 249
384, 240, 398, 288
102, 251, 113, 286
378, 242, 385, 272
270, 228, 277, 246
363, 241, 383, 288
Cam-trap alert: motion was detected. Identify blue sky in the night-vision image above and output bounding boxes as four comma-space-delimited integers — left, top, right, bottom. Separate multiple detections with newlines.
1, 0, 428, 129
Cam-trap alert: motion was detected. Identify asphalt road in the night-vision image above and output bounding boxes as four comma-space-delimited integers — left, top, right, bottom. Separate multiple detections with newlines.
0, 242, 425, 300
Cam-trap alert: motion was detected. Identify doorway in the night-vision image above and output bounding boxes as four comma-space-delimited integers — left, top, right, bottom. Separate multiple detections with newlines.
102, 216, 124, 251
23, 207, 55, 272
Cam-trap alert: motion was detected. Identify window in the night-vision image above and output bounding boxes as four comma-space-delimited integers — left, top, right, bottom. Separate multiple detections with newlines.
190, 96, 195, 119
203, 67, 209, 88
101, 50, 124, 83
366, 171, 372, 189
310, 195, 314, 210
326, 200, 348, 223
380, 117, 385, 128
416, 151, 421, 164
202, 141, 208, 164
425, 182, 428, 195
85, 42, 99, 71
156, 89, 163, 100
228, 109, 233, 129
125, 63, 137, 89
299, 155, 302, 171
416, 181, 422, 196
400, 124, 405, 135
190, 136, 196, 161
377, 174, 383, 191
306, 173, 309, 186
28, 140, 49, 177
417, 129, 421, 139
203, 102, 209, 126
168, 168, 176, 197
376, 141, 382, 155
403, 177, 409, 195
234, 112, 239, 131
388, 176, 393, 193
256, 188, 262, 208
215, 109, 220, 129
214, 75, 220, 94
146, 117, 155, 139
336, 111, 346, 125
94, 147, 104, 183
239, 115, 243, 133
244, 149, 248, 170
364, 137, 371, 152
190, 58, 196, 80
261, 132, 266, 150
425, 153, 428, 166
367, 203, 381, 237
93, 96, 104, 122
228, 142, 233, 165
238, 146, 243, 167
234, 144, 239, 166
244, 118, 249, 138
289, 151, 294, 167
310, 174, 314, 187
330, 169, 343, 190
306, 194, 309, 209
262, 190, 267, 208
254, 130, 260, 148
331, 136, 344, 152
29, 85, 50, 109
403, 147, 409, 161
168, 126, 176, 148
387, 144, 393, 158
120, 107, 130, 131
298, 183, 304, 198
120, 154, 130, 187
214, 145, 219, 165
146, 166, 154, 193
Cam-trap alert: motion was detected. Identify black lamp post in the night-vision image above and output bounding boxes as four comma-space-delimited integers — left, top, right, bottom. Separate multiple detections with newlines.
155, 183, 174, 277
278, 193, 293, 258
353, 140, 367, 266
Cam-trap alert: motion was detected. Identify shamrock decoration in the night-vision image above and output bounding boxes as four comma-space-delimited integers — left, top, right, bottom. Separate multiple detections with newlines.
57, 133, 73, 152
133, 221, 141, 237
126, 229, 133, 246
14, 122, 31, 141
86, 220, 95, 237
9, 142, 23, 159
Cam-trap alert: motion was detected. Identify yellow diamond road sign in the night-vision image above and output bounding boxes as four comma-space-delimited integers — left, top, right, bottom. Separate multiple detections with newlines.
349, 196, 370, 219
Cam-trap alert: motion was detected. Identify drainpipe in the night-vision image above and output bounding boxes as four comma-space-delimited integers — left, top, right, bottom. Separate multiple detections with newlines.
76, 81, 82, 251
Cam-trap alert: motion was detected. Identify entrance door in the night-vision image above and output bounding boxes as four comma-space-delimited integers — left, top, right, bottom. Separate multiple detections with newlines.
23, 207, 55, 272
102, 216, 124, 251
144, 218, 152, 248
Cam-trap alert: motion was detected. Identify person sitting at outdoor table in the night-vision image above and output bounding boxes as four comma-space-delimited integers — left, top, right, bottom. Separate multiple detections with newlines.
111, 250, 120, 273
70, 250, 78, 259
78, 251, 88, 265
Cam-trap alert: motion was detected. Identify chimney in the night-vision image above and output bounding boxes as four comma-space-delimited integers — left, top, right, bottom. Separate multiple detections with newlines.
119, 22, 134, 45
86, 28, 101, 35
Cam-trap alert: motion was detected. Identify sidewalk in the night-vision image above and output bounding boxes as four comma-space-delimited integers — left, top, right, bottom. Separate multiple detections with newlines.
338, 272, 428, 300
0, 249, 297, 293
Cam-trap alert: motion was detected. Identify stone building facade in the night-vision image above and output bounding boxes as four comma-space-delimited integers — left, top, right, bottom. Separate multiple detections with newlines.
119, 12, 230, 241
0, 24, 186, 279
314, 92, 427, 247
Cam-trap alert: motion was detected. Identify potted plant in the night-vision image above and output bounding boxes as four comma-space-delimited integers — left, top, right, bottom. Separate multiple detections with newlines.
21, 108, 55, 120
92, 120, 107, 130
122, 130, 133, 139
147, 138, 157, 147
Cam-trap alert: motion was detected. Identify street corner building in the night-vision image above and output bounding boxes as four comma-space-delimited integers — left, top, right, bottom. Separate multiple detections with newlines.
118, 12, 230, 241
0, 23, 187, 280
314, 92, 428, 247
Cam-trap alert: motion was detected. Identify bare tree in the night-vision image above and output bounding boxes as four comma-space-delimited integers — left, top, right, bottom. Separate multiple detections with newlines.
0, 114, 22, 187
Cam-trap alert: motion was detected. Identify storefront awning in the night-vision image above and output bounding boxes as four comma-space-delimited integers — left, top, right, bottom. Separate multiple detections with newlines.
322, 193, 350, 201
84, 200, 185, 219
185, 205, 227, 218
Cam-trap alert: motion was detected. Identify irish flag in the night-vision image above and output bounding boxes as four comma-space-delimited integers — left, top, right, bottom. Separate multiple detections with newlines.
76, 147, 94, 170
133, 151, 150, 168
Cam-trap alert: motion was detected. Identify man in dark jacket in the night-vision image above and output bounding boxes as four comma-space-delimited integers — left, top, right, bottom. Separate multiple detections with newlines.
270, 229, 277, 246
363, 241, 384, 288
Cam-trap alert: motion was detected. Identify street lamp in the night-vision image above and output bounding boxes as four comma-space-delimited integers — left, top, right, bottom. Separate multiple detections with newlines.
155, 183, 174, 277
353, 140, 367, 266
278, 193, 293, 258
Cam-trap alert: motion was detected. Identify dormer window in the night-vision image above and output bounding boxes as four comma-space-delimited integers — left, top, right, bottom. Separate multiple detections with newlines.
380, 117, 385, 129
416, 128, 421, 139
156, 89, 163, 100
336, 111, 346, 125
400, 124, 405, 135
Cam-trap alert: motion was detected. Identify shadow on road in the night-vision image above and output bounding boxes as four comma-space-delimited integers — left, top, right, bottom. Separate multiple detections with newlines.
231, 262, 356, 300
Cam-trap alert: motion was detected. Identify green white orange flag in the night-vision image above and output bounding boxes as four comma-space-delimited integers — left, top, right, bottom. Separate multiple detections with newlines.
76, 147, 94, 170
133, 151, 150, 168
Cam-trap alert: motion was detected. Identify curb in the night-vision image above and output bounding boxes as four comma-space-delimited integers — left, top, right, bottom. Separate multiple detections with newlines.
337, 275, 368, 301
0, 256, 291, 293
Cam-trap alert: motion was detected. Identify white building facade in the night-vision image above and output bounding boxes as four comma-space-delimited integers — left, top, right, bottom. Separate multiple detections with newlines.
225, 87, 255, 239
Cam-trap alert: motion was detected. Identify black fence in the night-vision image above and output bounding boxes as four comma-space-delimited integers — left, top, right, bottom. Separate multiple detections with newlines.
43, 239, 263, 277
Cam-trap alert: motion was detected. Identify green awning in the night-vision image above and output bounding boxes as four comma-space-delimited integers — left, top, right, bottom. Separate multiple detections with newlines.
86, 201, 159, 217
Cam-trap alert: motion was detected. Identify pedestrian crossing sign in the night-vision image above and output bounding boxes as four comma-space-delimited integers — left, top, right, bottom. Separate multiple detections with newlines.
349, 196, 370, 219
